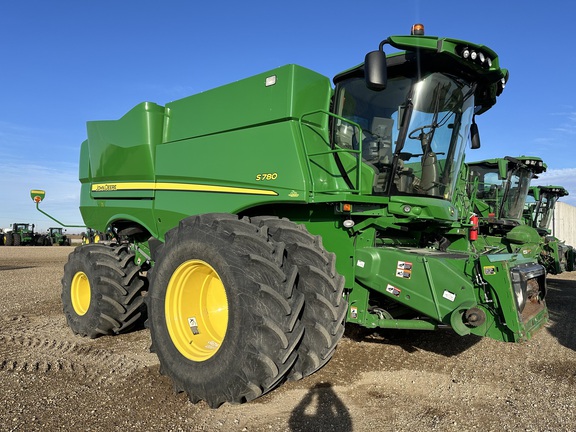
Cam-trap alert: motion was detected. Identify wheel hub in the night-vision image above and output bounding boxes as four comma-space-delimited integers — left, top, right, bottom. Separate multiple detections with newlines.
166, 260, 228, 361
71, 271, 91, 316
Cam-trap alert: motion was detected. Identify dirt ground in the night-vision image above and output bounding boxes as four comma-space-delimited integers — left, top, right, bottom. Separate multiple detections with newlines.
1, 246, 575, 432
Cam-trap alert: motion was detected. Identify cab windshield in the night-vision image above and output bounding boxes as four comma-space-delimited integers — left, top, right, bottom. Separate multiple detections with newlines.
470, 164, 534, 221
534, 192, 557, 230
333, 72, 475, 200
501, 167, 534, 220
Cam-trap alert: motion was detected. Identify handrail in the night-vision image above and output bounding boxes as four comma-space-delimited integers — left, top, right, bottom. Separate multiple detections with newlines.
298, 110, 363, 195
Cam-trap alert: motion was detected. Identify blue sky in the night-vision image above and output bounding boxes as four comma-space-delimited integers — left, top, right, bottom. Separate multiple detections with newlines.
2, 1, 576, 232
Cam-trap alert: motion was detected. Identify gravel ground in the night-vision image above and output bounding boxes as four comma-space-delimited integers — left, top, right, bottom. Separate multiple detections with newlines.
1, 246, 575, 432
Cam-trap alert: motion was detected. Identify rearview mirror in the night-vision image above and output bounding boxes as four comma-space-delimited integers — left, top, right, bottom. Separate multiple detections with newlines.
365, 50, 387, 91
470, 122, 480, 149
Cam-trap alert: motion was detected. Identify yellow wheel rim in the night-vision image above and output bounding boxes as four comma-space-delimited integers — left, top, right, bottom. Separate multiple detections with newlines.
94, 234, 100, 243
71, 271, 91, 316
166, 260, 229, 361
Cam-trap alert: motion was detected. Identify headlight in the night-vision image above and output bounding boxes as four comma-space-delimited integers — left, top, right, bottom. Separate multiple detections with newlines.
510, 263, 546, 313
512, 275, 527, 312
458, 46, 493, 69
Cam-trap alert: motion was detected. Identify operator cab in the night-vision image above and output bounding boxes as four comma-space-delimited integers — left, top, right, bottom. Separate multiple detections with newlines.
468, 157, 546, 230
331, 24, 506, 202
526, 186, 568, 235
333, 70, 473, 201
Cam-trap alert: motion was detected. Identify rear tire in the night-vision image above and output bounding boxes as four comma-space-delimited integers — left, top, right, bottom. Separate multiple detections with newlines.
251, 216, 347, 380
5, 233, 13, 246
61, 243, 148, 338
13, 233, 21, 246
146, 213, 304, 407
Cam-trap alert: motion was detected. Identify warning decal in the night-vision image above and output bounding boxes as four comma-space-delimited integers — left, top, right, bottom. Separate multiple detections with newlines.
386, 284, 401, 297
483, 266, 496, 276
396, 261, 413, 279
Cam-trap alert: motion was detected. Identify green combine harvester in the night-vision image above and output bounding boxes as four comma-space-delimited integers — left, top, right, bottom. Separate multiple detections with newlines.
455, 156, 572, 274
453, 156, 546, 255
52, 25, 549, 407
524, 185, 575, 273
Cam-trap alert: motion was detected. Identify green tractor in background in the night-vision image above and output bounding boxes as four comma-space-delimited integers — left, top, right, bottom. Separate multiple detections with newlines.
43, 227, 72, 246
4, 223, 42, 246
55, 25, 549, 407
524, 185, 575, 273
80, 228, 113, 245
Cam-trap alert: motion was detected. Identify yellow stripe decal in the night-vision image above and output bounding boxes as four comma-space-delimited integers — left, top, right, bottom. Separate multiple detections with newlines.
91, 182, 278, 196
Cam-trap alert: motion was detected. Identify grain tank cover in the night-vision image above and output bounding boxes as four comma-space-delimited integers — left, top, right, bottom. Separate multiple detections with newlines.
163, 64, 332, 143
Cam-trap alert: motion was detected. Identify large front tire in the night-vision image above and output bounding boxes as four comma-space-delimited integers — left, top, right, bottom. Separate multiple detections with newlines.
61, 243, 148, 338
146, 214, 305, 407
251, 217, 347, 381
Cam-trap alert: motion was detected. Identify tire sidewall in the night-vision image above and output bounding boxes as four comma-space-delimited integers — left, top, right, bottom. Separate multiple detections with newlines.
148, 226, 252, 387
62, 246, 103, 336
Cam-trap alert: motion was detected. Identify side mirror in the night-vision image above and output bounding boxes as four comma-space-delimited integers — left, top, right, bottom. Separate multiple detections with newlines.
365, 50, 387, 91
470, 122, 480, 149
498, 158, 509, 180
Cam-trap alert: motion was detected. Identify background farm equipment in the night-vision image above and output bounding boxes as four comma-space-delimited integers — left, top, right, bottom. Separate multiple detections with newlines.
525, 185, 575, 273
41, 227, 71, 246
3, 223, 42, 246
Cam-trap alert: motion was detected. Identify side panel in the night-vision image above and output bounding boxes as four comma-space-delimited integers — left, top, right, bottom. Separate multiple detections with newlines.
152, 122, 310, 239
80, 184, 157, 234
354, 247, 477, 322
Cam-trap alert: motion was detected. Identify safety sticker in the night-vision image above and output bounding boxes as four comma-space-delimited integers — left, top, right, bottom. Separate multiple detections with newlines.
188, 317, 200, 335
443, 290, 456, 302
483, 266, 496, 276
350, 306, 358, 319
386, 284, 401, 297
396, 260, 412, 279
356, 260, 365, 268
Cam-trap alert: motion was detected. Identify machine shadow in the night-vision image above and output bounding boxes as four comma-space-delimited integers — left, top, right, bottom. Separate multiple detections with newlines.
344, 323, 482, 357
544, 276, 576, 351
0, 265, 38, 271
288, 382, 352, 432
